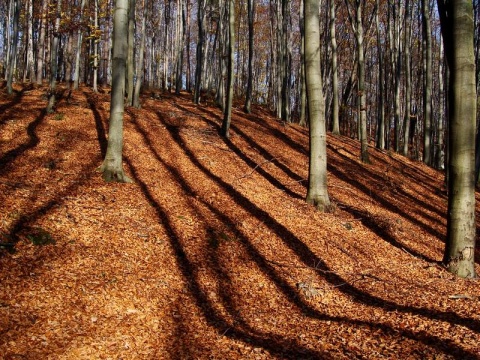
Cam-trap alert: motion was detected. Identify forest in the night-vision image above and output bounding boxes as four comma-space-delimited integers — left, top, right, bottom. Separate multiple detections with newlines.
0, 0, 480, 358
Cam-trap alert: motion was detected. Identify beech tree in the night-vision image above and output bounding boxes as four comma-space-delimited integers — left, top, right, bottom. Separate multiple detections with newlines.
221, 0, 235, 138
6, 0, 19, 95
244, 0, 255, 114
422, 0, 433, 165
345, 0, 370, 163
438, 0, 477, 278
305, 0, 330, 211
99, 0, 131, 183
46, 0, 62, 113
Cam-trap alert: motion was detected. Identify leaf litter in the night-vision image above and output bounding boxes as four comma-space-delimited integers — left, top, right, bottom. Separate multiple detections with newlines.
0, 84, 479, 359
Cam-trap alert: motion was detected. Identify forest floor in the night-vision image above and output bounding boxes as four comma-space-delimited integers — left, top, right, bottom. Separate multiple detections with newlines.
0, 83, 480, 359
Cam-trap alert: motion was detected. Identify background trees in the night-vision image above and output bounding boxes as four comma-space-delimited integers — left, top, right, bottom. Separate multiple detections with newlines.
0, 0, 476, 275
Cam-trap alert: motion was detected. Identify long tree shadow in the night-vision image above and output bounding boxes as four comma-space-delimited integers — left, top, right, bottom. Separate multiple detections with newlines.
0, 87, 31, 125
0, 108, 46, 175
126, 109, 479, 358
328, 148, 445, 242
170, 101, 447, 261
170, 103, 305, 199
85, 92, 108, 158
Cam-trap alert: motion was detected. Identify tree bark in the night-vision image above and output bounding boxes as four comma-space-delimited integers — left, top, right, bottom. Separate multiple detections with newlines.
221, 0, 235, 138
36, 0, 48, 85
194, 0, 205, 104
126, 0, 136, 104
133, 0, 147, 108
73, 0, 87, 90
375, 0, 385, 149
46, 0, 62, 113
305, 0, 331, 211
403, 0, 412, 157
99, 0, 131, 183
244, 0, 255, 114
423, 0, 433, 165
330, 0, 340, 135
92, 0, 99, 93
438, 0, 476, 278
6, 0, 19, 94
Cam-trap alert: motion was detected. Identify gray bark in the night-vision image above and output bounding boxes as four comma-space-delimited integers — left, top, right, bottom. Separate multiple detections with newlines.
6, 0, 19, 94
438, 0, 477, 278
244, 0, 255, 114
305, 0, 331, 211
99, 0, 131, 183
46, 0, 62, 113
423, 0, 433, 165
221, 0, 235, 138
330, 0, 339, 135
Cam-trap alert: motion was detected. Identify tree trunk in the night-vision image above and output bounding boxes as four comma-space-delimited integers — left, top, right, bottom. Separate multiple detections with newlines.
175, 0, 185, 95
305, 0, 330, 211
73, 0, 87, 90
126, 0, 136, 104
375, 0, 385, 149
36, 0, 48, 85
99, 0, 131, 183
194, 0, 205, 104
47, 0, 62, 113
92, 0, 99, 93
356, 0, 369, 163
221, 0, 235, 138
403, 0, 412, 157
423, 0, 433, 165
436, 39, 446, 170
392, 3, 402, 153
133, 0, 147, 108
330, 0, 340, 135
24, 0, 35, 82
6, 0, 19, 94
438, 0, 476, 278
299, 0, 307, 127
244, 0, 255, 114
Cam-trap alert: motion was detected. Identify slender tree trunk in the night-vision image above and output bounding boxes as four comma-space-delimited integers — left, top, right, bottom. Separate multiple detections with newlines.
393, 3, 402, 153
36, 0, 48, 85
100, 0, 131, 183
244, 0, 255, 114
194, 0, 205, 103
299, 0, 307, 127
438, 0, 476, 278
221, 0, 235, 138
126, 0, 136, 104
356, 0, 369, 163
133, 0, 147, 108
403, 0, 412, 157
423, 0, 433, 165
375, 0, 385, 149
330, 0, 340, 135
175, 0, 185, 94
305, 0, 330, 211
330, 0, 339, 134
6, 0, 19, 94
92, 0, 99, 92
437, 40, 446, 170
74, 0, 87, 90
281, 0, 291, 123
185, 0, 191, 92
47, 0, 62, 113
24, 0, 35, 82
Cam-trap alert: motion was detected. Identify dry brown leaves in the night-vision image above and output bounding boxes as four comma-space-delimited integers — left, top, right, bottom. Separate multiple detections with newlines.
0, 83, 479, 359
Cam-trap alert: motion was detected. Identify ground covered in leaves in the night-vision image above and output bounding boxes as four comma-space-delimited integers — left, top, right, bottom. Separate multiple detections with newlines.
1, 83, 480, 359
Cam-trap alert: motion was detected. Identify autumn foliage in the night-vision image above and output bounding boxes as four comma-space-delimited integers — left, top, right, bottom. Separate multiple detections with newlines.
0, 84, 479, 359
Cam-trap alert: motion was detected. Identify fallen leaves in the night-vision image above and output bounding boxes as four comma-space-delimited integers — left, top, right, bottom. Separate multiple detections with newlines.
0, 84, 479, 359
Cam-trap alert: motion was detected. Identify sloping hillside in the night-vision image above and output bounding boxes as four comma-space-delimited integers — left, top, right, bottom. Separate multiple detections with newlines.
0, 84, 479, 359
